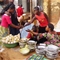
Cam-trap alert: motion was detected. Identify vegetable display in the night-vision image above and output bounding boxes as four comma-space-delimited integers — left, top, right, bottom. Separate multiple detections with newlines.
2, 34, 20, 44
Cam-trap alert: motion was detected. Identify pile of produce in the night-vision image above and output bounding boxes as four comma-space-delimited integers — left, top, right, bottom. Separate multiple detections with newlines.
2, 34, 20, 44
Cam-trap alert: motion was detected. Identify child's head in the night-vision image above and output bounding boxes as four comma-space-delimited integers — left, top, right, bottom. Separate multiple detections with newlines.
32, 25, 39, 32
46, 23, 54, 32
8, 4, 15, 13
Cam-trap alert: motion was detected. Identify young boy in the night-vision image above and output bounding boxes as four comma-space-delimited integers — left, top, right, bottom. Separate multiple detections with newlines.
27, 25, 39, 41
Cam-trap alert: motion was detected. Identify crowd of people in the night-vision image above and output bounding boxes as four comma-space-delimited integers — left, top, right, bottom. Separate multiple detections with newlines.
0, 0, 59, 44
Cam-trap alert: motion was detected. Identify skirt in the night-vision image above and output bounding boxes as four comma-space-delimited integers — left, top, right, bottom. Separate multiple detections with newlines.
0, 26, 9, 40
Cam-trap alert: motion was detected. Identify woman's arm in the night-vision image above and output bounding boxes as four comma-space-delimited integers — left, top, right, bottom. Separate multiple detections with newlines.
24, 16, 36, 27
10, 23, 23, 29
5, 13, 23, 29
26, 29, 38, 35
44, 12, 49, 23
26, 29, 44, 41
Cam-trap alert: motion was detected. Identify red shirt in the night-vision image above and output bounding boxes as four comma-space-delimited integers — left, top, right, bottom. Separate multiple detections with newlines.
27, 33, 32, 38
35, 12, 48, 27
1, 14, 12, 28
16, 7, 23, 17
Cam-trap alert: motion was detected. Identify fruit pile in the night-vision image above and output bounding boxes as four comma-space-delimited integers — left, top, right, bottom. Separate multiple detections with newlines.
2, 34, 20, 44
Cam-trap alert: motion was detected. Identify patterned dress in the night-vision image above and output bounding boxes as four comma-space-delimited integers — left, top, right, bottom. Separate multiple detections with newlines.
42, 32, 59, 44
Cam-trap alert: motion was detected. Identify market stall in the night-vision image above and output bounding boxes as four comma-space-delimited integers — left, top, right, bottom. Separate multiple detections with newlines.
0, 0, 60, 60
0, 46, 60, 60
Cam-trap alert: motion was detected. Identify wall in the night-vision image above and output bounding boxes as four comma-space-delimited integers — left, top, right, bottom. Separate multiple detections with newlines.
32, 0, 37, 9
14, 0, 37, 12
14, 0, 18, 8
18, 0, 22, 5
22, 0, 27, 12
50, 0, 60, 24
43, 0, 60, 24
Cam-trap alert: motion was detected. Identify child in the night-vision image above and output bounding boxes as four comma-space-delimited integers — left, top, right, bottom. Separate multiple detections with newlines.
26, 23, 59, 44
27, 25, 39, 41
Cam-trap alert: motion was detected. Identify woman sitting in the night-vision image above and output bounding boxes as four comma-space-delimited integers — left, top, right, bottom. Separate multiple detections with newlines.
26, 23, 59, 44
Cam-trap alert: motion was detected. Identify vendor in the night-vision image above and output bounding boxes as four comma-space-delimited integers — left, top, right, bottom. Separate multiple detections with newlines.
26, 23, 59, 44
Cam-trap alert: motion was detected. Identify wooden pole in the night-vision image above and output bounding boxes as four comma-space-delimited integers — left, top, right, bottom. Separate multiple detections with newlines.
30, 0, 32, 20
48, 0, 51, 22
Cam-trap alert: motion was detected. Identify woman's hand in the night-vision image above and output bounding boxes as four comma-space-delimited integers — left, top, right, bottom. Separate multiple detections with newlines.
13, 25, 24, 29
26, 29, 32, 32
24, 22, 30, 27
20, 25, 24, 28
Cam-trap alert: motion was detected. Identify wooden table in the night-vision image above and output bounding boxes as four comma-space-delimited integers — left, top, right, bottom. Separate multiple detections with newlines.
0, 47, 35, 60
0, 47, 60, 60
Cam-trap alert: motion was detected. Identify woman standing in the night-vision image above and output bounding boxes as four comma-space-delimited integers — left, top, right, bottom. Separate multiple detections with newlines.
1, 0, 20, 35
25, 7, 49, 33
0, 4, 23, 39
